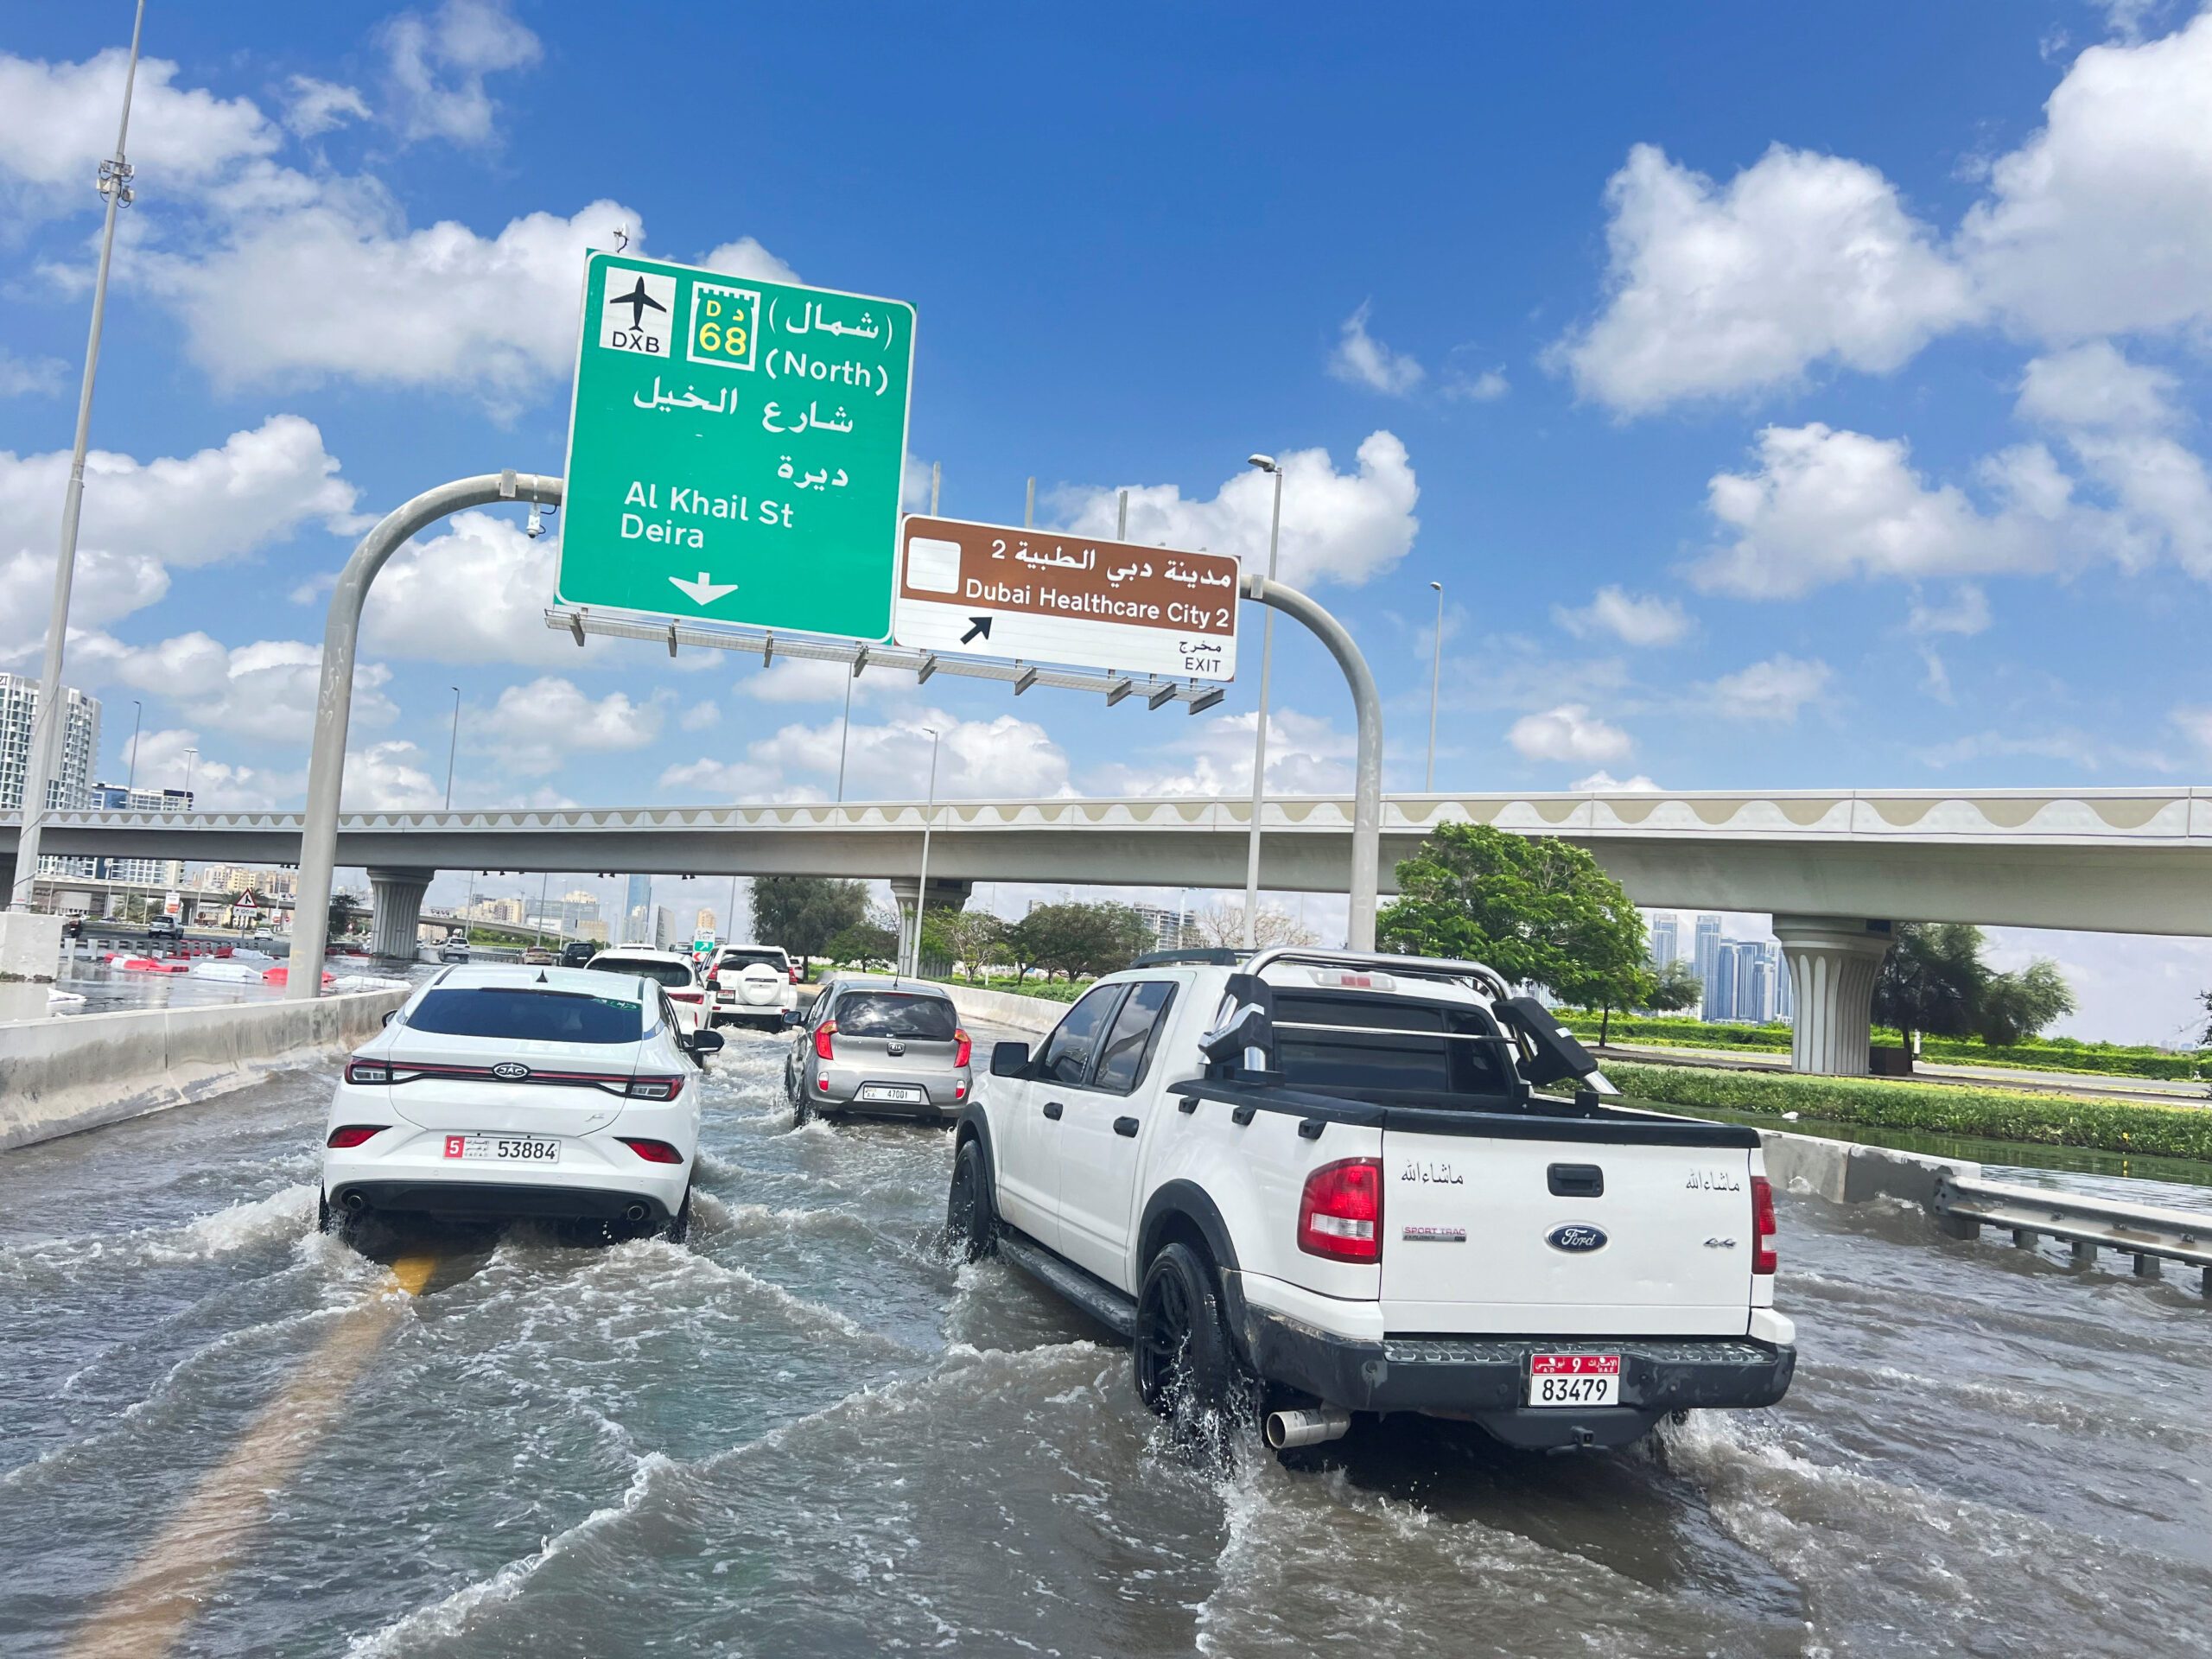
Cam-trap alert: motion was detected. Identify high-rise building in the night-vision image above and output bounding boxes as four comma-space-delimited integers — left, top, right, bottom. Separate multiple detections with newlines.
1694, 915, 1723, 1017
625, 874, 653, 944
1775, 944, 1795, 1020
83, 783, 192, 886
1649, 912, 1680, 969
1126, 904, 1194, 952
1705, 939, 1738, 1020
0, 672, 100, 815
1737, 950, 1774, 1024
694, 906, 717, 938
652, 905, 677, 950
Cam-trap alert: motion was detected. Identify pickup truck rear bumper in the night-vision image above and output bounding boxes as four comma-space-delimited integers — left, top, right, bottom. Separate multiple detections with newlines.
1243, 1312, 1795, 1450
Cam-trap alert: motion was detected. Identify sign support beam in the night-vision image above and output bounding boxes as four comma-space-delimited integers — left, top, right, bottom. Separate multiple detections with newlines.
289, 472, 563, 999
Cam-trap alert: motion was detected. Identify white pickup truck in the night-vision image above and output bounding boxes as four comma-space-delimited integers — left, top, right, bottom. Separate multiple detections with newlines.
946, 948, 1794, 1454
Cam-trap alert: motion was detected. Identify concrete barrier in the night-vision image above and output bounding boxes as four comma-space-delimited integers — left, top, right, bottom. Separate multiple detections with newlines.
937, 982, 1065, 1037
0, 988, 410, 1151
1756, 1129, 1980, 1205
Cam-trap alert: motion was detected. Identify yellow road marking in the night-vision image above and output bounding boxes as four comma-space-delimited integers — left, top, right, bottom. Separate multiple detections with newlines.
63, 1254, 438, 1659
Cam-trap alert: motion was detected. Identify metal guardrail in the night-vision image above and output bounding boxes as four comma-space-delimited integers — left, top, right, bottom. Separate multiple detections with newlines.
1934, 1173, 2210, 1294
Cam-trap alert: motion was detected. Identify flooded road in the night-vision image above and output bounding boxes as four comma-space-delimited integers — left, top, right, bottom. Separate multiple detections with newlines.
3, 1030, 2208, 1657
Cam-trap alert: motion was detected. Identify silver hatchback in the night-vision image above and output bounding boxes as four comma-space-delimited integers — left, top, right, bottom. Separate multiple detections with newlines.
785, 976, 972, 1122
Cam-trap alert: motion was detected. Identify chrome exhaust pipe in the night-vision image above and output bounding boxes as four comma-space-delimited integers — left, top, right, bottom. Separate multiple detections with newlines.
623, 1202, 650, 1224
1265, 1407, 1351, 1450
341, 1191, 367, 1213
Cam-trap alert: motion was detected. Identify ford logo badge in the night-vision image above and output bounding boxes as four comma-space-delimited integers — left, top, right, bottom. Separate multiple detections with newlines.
492, 1062, 531, 1081
1546, 1223, 1608, 1254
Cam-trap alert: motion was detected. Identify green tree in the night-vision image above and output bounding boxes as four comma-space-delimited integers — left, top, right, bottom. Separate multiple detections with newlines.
1007, 901, 1152, 981
1376, 823, 1651, 1019
327, 893, 365, 939
827, 905, 899, 972
1872, 923, 1990, 1054
750, 875, 869, 975
1974, 957, 2075, 1046
938, 906, 1007, 982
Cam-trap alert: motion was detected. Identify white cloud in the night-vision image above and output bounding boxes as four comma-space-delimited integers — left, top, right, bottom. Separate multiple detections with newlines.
378, 0, 543, 147
73, 629, 397, 743
1705, 653, 1833, 722
1689, 423, 2056, 599
1506, 703, 1632, 765
1916, 726, 2173, 773
127, 727, 301, 811
1555, 143, 1975, 414
1960, 11, 2212, 341
2016, 340, 2178, 429
282, 75, 371, 138
1553, 584, 1692, 646
0, 548, 168, 664
1327, 302, 1424, 395
0, 48, 278, 215
1090, 707, 1355, 798
1571, 769, 1661, 791
697, 236, 802, 286
738, 657, 887, 705
677, 700, 721, 732
1052, 432, 1420, 591
361, 511, 609, 667
0, 349, 66, 397
1906, 583, 1993, 636
343, 739, 445, 810
664, 704, 1071, 802
1443, 365, 1510, 403
470, 677, 665, 775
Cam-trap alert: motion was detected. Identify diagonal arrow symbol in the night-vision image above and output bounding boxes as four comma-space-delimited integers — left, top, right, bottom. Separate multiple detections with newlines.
669, 571, 738, 607
959, 615, 993, 645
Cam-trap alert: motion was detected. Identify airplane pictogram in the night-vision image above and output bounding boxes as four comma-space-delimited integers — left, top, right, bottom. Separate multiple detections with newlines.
609, 276, 667, 332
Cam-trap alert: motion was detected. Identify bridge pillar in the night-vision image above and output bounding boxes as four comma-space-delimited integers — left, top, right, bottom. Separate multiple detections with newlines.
365, 867, 435, 963
1773, 916, 1894, 1076
888, 876, 973, 976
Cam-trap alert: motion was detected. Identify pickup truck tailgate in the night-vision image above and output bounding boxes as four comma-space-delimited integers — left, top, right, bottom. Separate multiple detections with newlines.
1381, 1130, 1757, 1336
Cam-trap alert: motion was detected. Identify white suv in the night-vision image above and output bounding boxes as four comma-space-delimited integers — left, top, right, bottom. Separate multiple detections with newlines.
946, 949, 1795, 1454
585, 947, 710, 1033
707, 944, 798, 1029
321, 963, 722, 1239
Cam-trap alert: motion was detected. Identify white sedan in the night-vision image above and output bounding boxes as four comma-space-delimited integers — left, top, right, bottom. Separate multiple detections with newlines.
585, 947, 712, 1033
320, 963, 722, 1240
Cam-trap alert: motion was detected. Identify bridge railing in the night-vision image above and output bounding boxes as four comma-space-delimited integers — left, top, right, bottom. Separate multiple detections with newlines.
1934, 1172, 2210, 1293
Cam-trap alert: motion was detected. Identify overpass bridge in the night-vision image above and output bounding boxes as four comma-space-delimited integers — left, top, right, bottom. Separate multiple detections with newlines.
10, 785, 2209, 1071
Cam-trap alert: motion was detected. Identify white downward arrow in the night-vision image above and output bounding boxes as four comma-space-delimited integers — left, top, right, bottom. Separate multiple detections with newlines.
669, 571, 738, 606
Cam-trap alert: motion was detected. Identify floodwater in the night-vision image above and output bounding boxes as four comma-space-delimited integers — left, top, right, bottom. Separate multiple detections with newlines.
3, 1032, 2208, 1657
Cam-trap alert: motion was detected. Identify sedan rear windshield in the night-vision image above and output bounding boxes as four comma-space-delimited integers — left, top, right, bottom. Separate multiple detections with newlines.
588, 957, 695, 989
834, 991, 957, 1039
409, 988, 642, 1044
1270, 990, 1514, 1096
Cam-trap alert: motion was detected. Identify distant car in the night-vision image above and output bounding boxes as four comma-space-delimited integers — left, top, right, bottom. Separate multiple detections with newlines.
708, 944, 798, 1028
561, 940, 598, 968
519, 946, 558, 966
439, 939, 471, 963
251, 927, 276, 944
146, 914, 182, 940
320, 963, 721, 1239
586, 947, 709, 1033
786, 975, 971, 1122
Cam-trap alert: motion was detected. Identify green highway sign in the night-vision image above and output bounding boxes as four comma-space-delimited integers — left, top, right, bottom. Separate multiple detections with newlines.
557, 251, 916, 639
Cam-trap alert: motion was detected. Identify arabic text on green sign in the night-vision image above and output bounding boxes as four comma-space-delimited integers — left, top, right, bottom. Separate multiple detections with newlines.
556, 251, 916, 640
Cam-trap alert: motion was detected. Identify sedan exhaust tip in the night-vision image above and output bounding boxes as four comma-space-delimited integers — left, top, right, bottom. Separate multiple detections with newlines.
341, 1191, 368, 1213
622, 1202, 650, 1224
1264, 1407, 1351, 1450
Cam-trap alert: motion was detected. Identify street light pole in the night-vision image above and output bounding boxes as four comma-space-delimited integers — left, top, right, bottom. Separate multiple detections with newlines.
836, 667, 855, 801
1241, 455, 1283, 950
444, 685, 461, 810
10, 0, 146, 912
125, 700, 142, 791
908, 728, 941, 977
1427, 580, 1444, 791
182, 747, 198, 801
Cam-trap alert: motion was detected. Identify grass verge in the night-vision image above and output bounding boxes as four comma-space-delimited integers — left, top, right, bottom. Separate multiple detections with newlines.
1606, 1061, 2212, 1164
1558, 1014, 2201, 1083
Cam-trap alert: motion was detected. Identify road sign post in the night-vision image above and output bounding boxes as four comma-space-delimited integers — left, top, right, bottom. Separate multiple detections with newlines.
893, 516, 1237, 680
558, 252, 916, 639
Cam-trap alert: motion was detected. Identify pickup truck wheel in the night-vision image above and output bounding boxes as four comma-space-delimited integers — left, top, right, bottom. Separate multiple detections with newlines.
1135, 1241, 1248, 1429
944, 1140, 996, 1260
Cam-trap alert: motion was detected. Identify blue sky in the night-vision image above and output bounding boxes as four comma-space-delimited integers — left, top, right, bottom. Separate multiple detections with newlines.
3, 1, 2210, 1041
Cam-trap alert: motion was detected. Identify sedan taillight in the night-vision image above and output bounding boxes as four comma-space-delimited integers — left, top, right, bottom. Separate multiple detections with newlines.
1297, 1158, 1383, 1263
954, 1027, 972, 1068
1751, 1175, 1778, 1275
344, 1057, 390, 1085
616, 1136, 685, 1164
327, 1123, 386, 1148
626, 1075, 683, 1101
813, 1018, 837, 1061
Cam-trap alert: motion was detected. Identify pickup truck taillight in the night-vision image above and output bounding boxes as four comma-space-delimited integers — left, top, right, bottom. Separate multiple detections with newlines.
1751, 1175, 1777, 1274
1297, 1158, 1383, 1263
954, 1027, 971, 1068
813, 1019, 837, 1061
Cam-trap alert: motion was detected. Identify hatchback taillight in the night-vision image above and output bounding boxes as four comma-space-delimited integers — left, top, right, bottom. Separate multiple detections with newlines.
344, 1057, 390, 1085
954, 1027, 972, 1068
1751, 1175, 1777, 1275
626, 1075, 683, 1101
813, 1018, 837, 1061
1297, 1158, 1383, 1263
327, 1123, 386, 1148
616, 1136, 685, 1164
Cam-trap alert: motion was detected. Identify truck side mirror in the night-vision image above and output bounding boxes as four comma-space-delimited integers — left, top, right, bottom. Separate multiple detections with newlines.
990, 1041, 1031, 1077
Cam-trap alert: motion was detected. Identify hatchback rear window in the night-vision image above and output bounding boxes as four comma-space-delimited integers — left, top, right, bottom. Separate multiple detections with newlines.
588, 957, 695, 989
409, 988, 643, 1044
833, 991, 957, 1039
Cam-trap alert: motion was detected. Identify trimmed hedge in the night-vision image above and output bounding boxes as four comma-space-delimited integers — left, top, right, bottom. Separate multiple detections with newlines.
1559, 1013, 2201, 1082
1605, 1061, 2212, 1164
